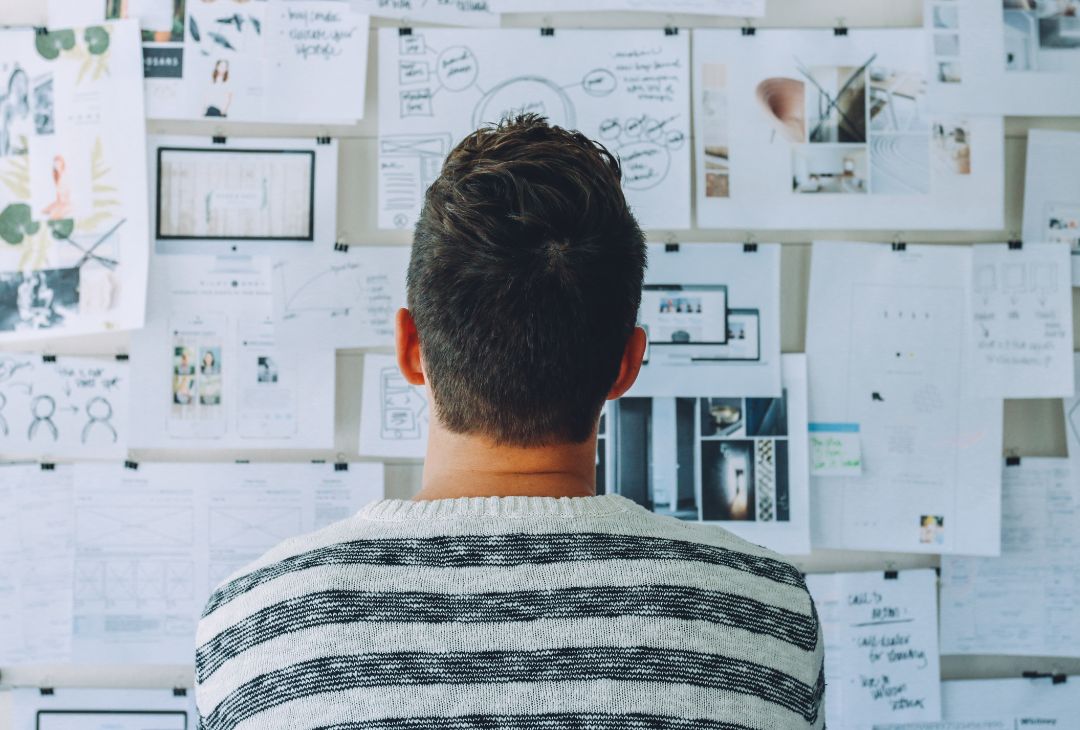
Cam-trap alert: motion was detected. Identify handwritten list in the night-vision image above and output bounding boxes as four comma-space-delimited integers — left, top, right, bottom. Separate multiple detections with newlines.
968, 243, 1075, 399
806, 569, 942, 728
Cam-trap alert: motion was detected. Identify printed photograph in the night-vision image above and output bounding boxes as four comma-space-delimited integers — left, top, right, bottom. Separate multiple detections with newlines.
937, 60, 963, 83
106, 0, 186, 42
1004, 0, 1080, 72
868, 66, 927, 133
0, 268, 80, 332
173, 345, 195, 375
934, 33, 961, 56
920, 514, 945, 545
932, 121, 972, 176
701, 440, 756, 521
257, 355, 279, 384
172, 373, 196, 405
200, 346, 221, 376
933, 3, 960, 29
702, 63, 730, 198
792, 145, 868, 193
870, 134, 931, 194
803, 65, 867, 144
32, 75, 54, 136
1045, 204, 1080, 249
0, 65, 32, 157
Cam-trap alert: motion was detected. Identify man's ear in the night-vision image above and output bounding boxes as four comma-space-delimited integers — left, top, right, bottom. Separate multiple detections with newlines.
607, 326, 646, 400
395, 308, 426, 386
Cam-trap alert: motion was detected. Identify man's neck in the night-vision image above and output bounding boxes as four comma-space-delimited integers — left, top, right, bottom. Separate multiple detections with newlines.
414, 422, 598, 501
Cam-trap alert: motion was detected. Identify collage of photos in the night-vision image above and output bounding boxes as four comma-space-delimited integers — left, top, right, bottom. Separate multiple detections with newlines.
1003, 0, 1080, 73
931, 1, 962, 84
599, 391, 791, 524
169, 316, 224, 435
105, 0, 186, 79
700, 63, 730, 198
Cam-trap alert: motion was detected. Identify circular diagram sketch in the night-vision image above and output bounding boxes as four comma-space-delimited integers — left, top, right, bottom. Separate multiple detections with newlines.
472, 76, 576, 130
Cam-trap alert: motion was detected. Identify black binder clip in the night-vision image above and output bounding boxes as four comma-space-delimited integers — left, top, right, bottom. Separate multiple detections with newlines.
664, 242, 680, 253
316, 136, 332, 145
42, 354, 57, 363
334, 242, 350, 253
124, 460, 139, 471
883, 569, 899, 580
1008, 239, 1023, 250
115, 353, 129, 362
335, 462, 349, 472
35, 27, 48, 37
743, 242, 758, 253
173, 688, 188, 697
398, 27, 412, 36
664, 26, 679, 36
1006, 455, 1021, 466
540, 27, 555, 37
891, 241, 907, 252
212, 135, 227, 144
741, 25, 756, 36
40, 687, 55, 696
41, 463, 56, 472
1023, 671, 1068, 685
834, 23, 849, 36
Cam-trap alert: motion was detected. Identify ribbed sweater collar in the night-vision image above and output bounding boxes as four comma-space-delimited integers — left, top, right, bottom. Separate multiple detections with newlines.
360, 494, 638, 522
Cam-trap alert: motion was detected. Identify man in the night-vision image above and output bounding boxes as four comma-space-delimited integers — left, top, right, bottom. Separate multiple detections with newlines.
195, 114, 824, 730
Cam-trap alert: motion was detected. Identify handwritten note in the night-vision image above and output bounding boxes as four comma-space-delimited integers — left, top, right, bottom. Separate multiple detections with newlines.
806, 570, 942, 727
809, 422, 862, 476
265, 1, 369, 123
353, 0, 500, 26
968, 243, 1075, 399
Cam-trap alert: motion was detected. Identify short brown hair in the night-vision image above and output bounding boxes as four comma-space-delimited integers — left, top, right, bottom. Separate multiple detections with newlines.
408, 114, 646, 446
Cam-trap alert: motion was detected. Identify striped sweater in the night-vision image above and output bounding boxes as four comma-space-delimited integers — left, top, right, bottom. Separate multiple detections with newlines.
195, 494, 825, 730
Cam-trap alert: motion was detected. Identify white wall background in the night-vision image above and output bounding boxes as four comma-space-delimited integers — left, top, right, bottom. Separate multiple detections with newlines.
1, 0, 1079, 721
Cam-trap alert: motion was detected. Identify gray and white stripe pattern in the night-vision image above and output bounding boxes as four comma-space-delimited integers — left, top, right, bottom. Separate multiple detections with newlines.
196, 495, 825, 730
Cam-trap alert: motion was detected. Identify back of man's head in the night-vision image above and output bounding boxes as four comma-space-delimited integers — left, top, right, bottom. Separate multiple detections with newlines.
409, 113, 647, 447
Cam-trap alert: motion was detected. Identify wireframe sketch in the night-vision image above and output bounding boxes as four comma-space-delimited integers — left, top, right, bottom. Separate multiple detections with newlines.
379, 29, 691, 229
210, 506, 302, 549
380, 366, 428, 440
0, 353, 128, 458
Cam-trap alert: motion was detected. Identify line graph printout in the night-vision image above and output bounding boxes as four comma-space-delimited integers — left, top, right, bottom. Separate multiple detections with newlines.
0, 464, 74, 666
70, 462, 385, 665
273, 244, 409, 350
807, 242, 1003, 556
377, 28, 691, 231
806, 569, 942, 728
0, 353, 129, 460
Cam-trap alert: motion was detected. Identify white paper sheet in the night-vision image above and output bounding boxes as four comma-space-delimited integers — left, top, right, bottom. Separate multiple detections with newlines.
129, 254, 335, 450
352, 0, 499, 26
807, 241, 1003, 556
601, 354, 811, 554
0, 353, 128, 460
926, 0, 1080, 117
377, 28, 691, 231
272, 244, 409, 350
0, 21, 149, 343
11, 688, 197, 729
628, 243, 781, 398
1068, 354, 1080, 472
1022, 130, 1080, 286
877, 677, 1080, 729
806, 570, 942, 729
0, 463, 74, 666
49, 0, 370, 122
359, 352, 429, 459
71, 461, 384, 665
490, 0, 765, 16
968, 243, 1074, 398
693, 28, 1004, 230
149, 135, 339, 257
940, 458, 1080, 658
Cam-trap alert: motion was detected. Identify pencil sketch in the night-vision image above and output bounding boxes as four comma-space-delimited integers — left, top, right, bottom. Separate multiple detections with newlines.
380, 365, 428, 441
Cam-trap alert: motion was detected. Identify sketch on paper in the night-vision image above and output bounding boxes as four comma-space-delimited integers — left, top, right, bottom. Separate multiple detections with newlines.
0, 22, 149, 342
272, 245, 409, 350
0, 352, 128, 459
694, 28, 1004, 230
359, 353, 430, 459
378, 28, 692, 230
